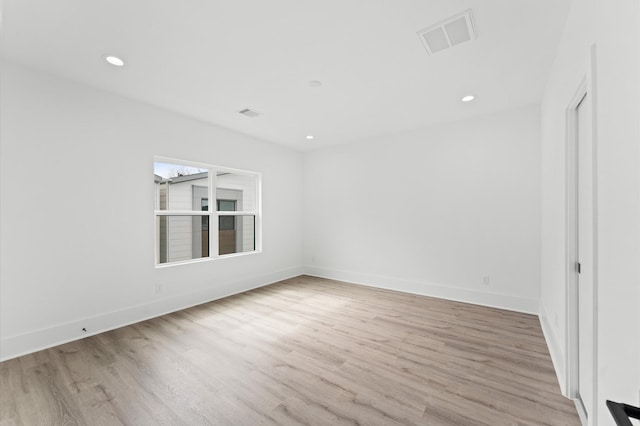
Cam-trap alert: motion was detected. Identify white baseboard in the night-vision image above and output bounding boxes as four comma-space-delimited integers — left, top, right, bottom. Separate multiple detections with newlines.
0, 266, 304, 362
539, 301, 567, 396
303, 265, 539, 314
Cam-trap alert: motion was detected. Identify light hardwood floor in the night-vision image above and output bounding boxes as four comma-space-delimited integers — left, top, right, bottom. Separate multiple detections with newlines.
1, 276, 579, 425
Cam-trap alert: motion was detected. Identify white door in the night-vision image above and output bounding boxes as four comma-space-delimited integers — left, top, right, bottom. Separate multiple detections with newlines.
576, 92, 594, 422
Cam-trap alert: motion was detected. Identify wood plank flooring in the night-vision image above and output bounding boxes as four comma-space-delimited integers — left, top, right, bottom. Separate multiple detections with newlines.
0, 275, 579, 425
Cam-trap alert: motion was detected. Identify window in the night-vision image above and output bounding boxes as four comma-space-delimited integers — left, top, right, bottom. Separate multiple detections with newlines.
154, 158, 261, 266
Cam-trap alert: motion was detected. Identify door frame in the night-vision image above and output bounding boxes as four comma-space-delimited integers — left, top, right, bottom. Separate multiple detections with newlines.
564, 44, 599, 425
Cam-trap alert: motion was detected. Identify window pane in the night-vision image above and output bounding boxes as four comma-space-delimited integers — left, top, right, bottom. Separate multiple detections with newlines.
154, 162, 208, 211
219, 215, 235, 231
219, 215, 255, 255
157, 216, 209, 264
201, 199, 209, 232
216, 172, 257, 212
217, 199, 236, 211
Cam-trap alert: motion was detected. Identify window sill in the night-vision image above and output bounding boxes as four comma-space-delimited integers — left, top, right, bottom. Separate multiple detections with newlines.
155, 250, 262, 269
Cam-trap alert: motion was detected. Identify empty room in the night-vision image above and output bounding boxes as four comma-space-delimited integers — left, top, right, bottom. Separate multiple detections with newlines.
1, 1, 638, 425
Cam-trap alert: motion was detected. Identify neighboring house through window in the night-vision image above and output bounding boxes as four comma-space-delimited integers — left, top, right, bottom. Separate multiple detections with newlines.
154, 158, 261, 266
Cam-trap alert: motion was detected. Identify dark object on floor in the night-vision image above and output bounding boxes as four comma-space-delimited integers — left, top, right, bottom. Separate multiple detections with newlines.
606, 400, 640, 426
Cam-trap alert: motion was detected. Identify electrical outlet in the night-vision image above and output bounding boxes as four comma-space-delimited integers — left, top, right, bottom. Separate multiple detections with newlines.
155, 283, 163, 294
482, 275, 490, 285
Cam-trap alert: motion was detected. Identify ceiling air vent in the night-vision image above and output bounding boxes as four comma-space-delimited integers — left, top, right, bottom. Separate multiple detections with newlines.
417, 9, 476, 55
238, 108, 260, 118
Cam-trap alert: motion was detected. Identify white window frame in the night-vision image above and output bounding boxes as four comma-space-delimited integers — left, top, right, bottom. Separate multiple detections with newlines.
154, 156, 262, 267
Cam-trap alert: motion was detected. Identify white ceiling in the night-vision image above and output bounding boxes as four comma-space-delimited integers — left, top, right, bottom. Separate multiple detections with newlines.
2, 0, 572, 151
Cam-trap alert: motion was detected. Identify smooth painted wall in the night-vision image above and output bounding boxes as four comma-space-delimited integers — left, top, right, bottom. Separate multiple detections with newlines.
540, 0, 640, 422
593, 0, 640, 421
303, 105, 542, 314
0, 62, 304, 360
539, 0, 594, 397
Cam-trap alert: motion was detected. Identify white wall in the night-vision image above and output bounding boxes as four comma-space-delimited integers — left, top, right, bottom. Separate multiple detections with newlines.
539, 0, 594, 396
304, 105, 542, 314
593, 0, 640, 421
0, 61, 304, 360
540, 0, 640, 423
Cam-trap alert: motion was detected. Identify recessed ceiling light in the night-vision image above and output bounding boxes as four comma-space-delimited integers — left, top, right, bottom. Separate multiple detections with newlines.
309, 80, 322, 88
306, 135, 315, 140
104, 55, 125, 67
461, 95, 475, 102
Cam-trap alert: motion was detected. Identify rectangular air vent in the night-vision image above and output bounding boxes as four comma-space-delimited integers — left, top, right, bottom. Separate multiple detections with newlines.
417, 9, 476, 55
239, 108, 260, 118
